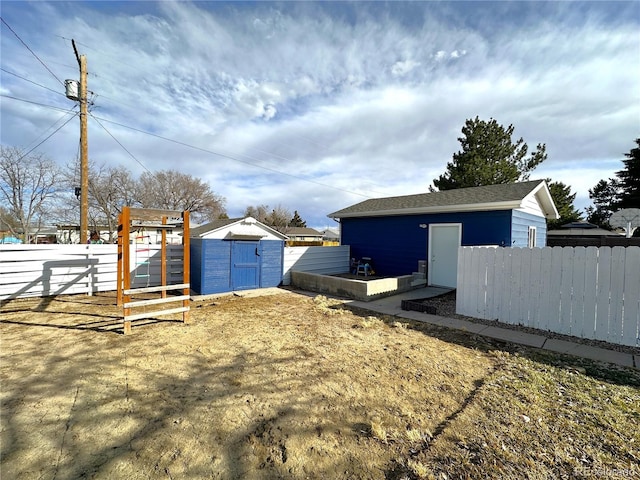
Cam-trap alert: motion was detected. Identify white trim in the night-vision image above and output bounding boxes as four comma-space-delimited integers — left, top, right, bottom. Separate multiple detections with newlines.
332, 201, 523, 219
528, 226, 537, 248
427, 223, 462, 288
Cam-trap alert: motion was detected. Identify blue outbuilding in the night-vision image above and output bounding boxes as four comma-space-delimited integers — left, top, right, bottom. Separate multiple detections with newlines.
190, 217, 288, 295
328, 180, 559, 288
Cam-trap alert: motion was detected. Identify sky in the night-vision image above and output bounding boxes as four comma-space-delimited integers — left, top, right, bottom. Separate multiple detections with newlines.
1, 1, 639, 229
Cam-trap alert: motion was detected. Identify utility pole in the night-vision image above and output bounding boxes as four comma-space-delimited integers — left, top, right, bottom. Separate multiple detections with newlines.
72, 39, 89, 244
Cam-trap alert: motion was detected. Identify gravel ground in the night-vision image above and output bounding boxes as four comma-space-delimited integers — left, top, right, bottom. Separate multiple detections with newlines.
416, 290, 640, 356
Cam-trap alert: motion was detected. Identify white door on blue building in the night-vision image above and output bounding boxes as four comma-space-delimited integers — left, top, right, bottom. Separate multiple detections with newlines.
428, 223, 461, 288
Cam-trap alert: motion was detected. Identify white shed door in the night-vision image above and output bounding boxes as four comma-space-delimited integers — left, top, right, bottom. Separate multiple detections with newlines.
428, 224, 461, 288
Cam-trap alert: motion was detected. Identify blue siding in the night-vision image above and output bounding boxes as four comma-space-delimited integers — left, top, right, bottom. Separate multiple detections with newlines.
201, 240, 232, 294
511, 210, 547, 247
190, 239, 284, 295
341, 210, 512, 277
260, 240, 284, 288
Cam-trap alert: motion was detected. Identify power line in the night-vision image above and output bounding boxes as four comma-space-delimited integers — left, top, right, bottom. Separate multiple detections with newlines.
89, 112, 151, 173
2, 94, 376, 199
17, 113, 78, 161
24, 106, 78, 151
0, 67, 66, 97
92, 115, 373, 199
0, 17, 64, 87
0, 94, 77, 113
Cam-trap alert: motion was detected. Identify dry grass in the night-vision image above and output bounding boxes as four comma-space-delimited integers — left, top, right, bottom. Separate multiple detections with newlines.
1, 289, 638, 479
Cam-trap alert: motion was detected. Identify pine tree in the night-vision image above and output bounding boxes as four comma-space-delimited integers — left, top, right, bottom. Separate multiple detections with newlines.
431, 116, 547, 191
546, 180, 582, 230
289, 210, 306, 228
616, 138, 640, 209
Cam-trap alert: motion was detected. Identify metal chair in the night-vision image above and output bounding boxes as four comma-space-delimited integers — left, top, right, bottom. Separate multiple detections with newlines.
356, 257, 373, 276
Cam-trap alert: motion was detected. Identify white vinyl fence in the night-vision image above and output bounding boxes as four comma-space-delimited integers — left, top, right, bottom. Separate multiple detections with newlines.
0, 244, 185, 301
456, 246, 640, 347
0, 244, 350, 301
282, 245, 350, 285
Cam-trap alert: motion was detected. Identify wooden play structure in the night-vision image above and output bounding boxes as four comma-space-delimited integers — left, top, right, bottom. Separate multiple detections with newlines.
117, 207, 190, 335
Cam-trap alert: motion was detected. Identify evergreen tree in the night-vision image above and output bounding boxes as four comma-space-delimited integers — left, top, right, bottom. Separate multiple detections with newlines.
616, 137, 640, 209
586, 179, 620, 228
586, 138, 640, 229
432, 116, 547, 191
289, 210, 306, 228
546, 180, 582, 230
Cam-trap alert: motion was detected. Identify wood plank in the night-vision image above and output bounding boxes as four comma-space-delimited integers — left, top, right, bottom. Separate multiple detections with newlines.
470, 246, 483, 318
508, 248, 522, 325
498, 248, 512, 324
621, 246, 640, 347
485, 247, 497, 319
528, 247, 542, 330
537, 247, 553, 332
547, 247, 564, 334
609, 247, 626, 344
455, 247, 470, 316
558, 247, 574, 335
570, 247, 586, 338
517, 247, 531, 326
124, 283, 189, 295
595, 247, 612, 342
124, 295, 190, 308
124, 306, 190, 321
582, 247, 599, 340
127, 208, 184, 221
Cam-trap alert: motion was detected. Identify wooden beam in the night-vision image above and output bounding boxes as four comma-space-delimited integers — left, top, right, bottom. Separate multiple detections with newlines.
127, 208, 184, 221
123, 283, 189, 295
161, 216, 167, 298
124, 306, 190, 322
182, 210, 190, 324
124, 295, 190, 309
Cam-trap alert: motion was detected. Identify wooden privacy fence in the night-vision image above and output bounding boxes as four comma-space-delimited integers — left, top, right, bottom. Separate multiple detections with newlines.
0, 244, 185, 302
456, 246, 640, 347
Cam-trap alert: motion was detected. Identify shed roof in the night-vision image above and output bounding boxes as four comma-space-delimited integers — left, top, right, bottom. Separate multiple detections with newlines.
190, 217, 288, 240
328, 180, 558, 219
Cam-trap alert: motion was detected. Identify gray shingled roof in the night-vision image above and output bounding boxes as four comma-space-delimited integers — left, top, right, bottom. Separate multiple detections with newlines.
286, 227, 323, 236
328, 180, 548, 218
190, 217, 241, 237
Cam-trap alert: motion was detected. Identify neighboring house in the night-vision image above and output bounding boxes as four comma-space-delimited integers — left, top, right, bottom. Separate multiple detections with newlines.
321, 227, 340, 244
547, 221, 634, 247
57, 224, 183, 244
285, 227, 324, 245
190, 217, 288, 295
328, 180, 558, 288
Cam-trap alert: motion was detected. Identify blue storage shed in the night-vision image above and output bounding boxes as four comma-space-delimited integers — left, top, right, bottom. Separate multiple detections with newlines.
328, 180, 558, 288
190, 217, 288, 295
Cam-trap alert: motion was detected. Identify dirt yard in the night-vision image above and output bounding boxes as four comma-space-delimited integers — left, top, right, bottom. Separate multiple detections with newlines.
1, 289, 639, 479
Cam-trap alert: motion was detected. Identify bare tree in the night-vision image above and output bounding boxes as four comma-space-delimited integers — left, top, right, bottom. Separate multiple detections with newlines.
136, 170, 226, 224
243, 204, 292, 233
88, 163, 138, 242
267, 204, 292, 234
244, 204, 270, 223
0, 146, 60, 243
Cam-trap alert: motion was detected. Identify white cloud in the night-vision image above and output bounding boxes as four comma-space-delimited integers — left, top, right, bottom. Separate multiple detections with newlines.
0, 1, 638, 228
